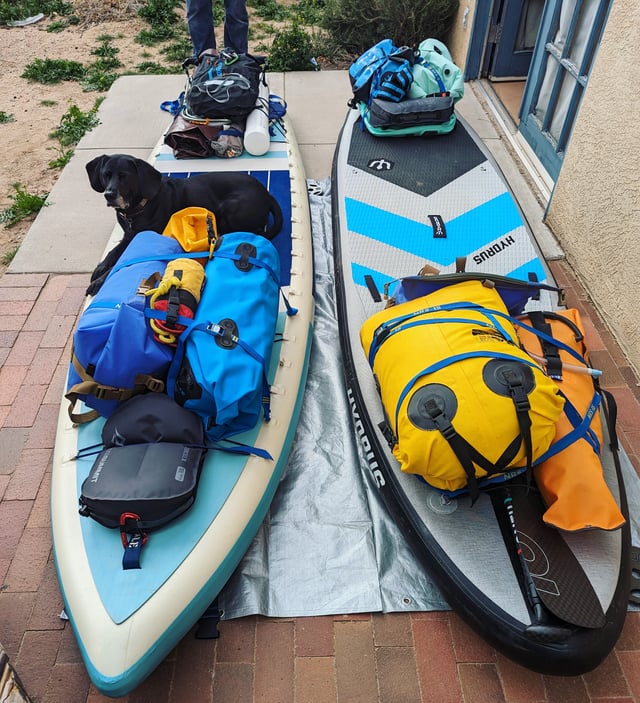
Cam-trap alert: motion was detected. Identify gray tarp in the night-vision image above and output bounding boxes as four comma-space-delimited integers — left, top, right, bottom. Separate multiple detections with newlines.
218, 180, 639, 619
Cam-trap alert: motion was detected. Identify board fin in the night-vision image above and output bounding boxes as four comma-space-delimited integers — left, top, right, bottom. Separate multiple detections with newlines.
195, 599, 222, 639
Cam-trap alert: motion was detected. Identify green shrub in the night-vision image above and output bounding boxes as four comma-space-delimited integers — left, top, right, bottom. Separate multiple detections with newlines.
21, 58, 86, 84
297, 0, 327, 25
0, 184, 48, 228
48, 101, 102, 168
322, 0, 458, 54
137, 0, 182, 27
249, 0, 291, 22
161, 37, 194, 63
2, 246, 19, 266
49, 102, 101, 148
268, 23, 316, 72
134, 61, 174, 75
136, 0, 184, 45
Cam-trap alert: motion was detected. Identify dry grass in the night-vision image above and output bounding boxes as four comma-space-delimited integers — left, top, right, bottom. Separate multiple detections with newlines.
71, 0, 143, 25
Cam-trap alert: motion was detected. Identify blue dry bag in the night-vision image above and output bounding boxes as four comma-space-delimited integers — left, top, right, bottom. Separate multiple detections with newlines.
166, 231, 281, 441
66, 231, 184, 423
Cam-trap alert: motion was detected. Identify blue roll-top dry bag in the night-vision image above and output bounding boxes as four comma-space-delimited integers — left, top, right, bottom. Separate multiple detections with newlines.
166, 231, 281, 441
66, 231, 183, 423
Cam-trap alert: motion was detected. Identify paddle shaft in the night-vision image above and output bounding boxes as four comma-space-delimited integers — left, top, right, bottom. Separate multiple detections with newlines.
503, 491, 545, 621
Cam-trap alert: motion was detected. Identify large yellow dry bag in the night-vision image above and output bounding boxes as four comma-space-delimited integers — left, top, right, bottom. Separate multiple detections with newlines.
517, 309, 625, 531
360, 280, 565, 500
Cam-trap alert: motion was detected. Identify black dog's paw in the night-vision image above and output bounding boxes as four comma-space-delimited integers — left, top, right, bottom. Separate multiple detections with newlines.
90, 260, 110, 282
86, 274, 107, 297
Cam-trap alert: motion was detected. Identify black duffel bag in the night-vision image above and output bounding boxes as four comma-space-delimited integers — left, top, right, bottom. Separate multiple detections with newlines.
77, 394, 208, 568
183, 49, 263, 120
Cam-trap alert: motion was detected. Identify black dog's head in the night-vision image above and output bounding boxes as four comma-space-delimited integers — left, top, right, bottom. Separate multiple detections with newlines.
86, 154, 163, 211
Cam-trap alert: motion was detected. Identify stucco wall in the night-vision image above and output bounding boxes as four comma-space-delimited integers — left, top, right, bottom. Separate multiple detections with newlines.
447, 1, 477, 69
545, 1, 640, 376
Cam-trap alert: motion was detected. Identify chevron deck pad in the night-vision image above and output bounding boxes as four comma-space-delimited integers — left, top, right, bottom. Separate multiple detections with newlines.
341, 112, 554, 318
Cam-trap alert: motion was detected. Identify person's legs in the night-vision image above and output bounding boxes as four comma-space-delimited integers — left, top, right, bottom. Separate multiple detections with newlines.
223, 0, 248, 54
186, 0, 216, 56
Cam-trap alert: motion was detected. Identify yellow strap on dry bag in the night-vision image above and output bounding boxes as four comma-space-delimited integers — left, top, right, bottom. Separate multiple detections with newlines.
162, 206, 218, 255
517, 308, 625, 532
360, 280, 565, 500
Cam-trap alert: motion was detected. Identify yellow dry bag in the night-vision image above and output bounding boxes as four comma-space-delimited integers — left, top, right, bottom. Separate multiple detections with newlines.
360, 280, 565, 500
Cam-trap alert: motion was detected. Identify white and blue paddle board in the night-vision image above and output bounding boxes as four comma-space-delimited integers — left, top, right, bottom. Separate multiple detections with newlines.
51, 111, 314, 697
331, 106, 630, 675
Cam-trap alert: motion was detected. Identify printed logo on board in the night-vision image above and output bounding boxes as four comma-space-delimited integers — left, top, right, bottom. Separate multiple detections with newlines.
347, 387, 386, 487
473, 235, 516, 265
368, 158, 393, 172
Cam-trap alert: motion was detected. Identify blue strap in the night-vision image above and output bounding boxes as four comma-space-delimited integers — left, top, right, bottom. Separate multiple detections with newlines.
374, 299, 594, 371
122, 532, 144, 570
208, 439, 273, 460
369, 302, 516, 366
533, 392, 602, 465
513, 316, 593, 368
280, 289, 298, 316
160, 92, 184, 116
144, 307, 194, 329
210, 250, 280, 287
417, 60, 447, 93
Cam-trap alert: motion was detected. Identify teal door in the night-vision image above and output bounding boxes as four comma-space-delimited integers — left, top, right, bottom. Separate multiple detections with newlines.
486, 0, 545, 79
518, 0, 613, 179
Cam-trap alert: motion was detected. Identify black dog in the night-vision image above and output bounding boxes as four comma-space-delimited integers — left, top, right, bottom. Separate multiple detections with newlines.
85, 153, 284, 295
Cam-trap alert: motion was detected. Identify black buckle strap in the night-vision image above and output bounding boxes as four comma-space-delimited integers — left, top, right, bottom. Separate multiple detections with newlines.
502, 369, 533, 487
426, 399, 480, 504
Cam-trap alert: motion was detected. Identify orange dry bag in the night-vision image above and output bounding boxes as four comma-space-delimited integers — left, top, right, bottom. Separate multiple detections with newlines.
517, 309, 625, 532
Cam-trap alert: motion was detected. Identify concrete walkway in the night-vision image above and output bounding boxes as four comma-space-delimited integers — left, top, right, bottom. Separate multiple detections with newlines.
1, 71, 640, 702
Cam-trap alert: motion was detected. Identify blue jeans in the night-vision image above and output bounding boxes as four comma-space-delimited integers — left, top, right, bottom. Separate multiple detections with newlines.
186, 0, 249, 56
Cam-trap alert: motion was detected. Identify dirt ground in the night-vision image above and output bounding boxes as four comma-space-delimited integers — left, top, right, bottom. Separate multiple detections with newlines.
0, 0, 286, 276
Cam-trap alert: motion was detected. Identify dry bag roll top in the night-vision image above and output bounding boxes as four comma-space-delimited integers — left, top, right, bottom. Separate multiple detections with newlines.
517, 309, 625, 532
360, 280, 565, 499
162, 206, 218, 253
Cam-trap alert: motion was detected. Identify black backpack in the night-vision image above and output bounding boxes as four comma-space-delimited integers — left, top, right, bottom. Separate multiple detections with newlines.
78, 394, 207, 569
183, 49, 263, 120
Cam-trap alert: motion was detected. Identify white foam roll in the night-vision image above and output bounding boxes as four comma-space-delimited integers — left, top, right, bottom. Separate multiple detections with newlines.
244, 81, 271, 156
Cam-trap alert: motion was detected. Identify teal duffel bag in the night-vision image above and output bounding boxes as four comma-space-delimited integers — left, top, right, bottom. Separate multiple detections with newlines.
166, 231, 281, 442
358, 37, 464, 137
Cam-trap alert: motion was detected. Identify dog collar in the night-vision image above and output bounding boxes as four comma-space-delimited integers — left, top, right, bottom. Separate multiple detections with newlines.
116, 198, 149, 236
118, 198, 149, 218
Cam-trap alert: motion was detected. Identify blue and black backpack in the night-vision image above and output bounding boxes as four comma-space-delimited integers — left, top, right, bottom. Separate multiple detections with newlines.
348, 39, 415, 107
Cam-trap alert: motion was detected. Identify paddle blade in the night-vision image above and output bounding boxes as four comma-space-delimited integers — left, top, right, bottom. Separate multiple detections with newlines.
507, 486, 606, 629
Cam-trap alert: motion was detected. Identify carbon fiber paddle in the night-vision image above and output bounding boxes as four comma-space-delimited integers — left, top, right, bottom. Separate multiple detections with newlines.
499, 485, 606, 629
